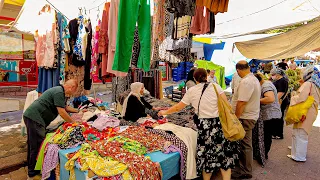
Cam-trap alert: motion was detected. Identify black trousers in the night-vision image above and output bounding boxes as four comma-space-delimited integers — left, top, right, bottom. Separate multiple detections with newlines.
23, 116, 46, 177
273, 102, 288, 138
264, 120, 273, 157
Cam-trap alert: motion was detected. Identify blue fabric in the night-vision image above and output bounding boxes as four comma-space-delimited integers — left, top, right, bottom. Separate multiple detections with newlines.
249, 59, 273, 73
37, 67, 60, 93
59, 147, 180, 180
203, 42, 225, 61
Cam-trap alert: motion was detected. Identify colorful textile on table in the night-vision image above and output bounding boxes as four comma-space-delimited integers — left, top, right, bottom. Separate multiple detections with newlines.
92, 115, 120, 130
118, 126, 167, 152
148, 129, 188, 179
91, 140, 162, 180
108, 136, 147, 155
83, 127, 118, 141
42, 144, 60, 180
65, 143, 131, 180
53, 126, 85, 149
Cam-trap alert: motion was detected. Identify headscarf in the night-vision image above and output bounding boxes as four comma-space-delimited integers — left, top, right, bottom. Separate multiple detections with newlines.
270, 67, 288, 81
303, 65, 320, 88
121, 82, 144, 117
186, 69, 196, 83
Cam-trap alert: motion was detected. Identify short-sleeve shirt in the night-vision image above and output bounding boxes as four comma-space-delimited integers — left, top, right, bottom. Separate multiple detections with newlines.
24, 86, 66, 127
232, 73, 261, 120
182, 82, 224, 118
260, 81, 282, 121
273, 77, 289, 105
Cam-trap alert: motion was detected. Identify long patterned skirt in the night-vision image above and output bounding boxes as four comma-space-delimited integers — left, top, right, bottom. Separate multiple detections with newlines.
252, 119, 266, 166
196, 117, 239, 176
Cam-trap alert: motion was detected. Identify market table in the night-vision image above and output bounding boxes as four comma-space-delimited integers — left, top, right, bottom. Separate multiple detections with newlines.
59, 147, 180, 180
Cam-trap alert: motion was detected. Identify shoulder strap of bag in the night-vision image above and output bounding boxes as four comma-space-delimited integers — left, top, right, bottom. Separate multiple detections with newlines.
197, 82, 209, 116
280, 82, 290, 101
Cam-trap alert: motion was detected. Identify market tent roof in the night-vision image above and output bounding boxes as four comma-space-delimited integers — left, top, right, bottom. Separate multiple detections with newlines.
214, 0, 320, 37
235, 17, 320, 60
4, 0, 25, 6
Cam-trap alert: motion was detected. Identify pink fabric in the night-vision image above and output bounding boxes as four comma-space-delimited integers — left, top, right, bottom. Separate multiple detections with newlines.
91, 21, 101, 81
35, 6, 57, 67
99, 3, 110, 77
42, 144, 60, 180
107, 0, 127, 77
92, 115, 120, 131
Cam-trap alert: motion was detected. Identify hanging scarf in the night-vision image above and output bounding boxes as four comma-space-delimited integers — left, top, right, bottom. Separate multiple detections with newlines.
303, 65, 320, 88
121, 82, 144, 117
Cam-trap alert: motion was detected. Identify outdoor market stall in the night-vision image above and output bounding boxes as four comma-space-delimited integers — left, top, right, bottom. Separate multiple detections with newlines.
32, 93, 198, 180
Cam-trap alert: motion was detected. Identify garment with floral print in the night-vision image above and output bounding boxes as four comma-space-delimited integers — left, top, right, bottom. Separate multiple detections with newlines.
117, 126, 167, 153
196, 117, 239, 176
91, 140, 162, 180
65, 143, 132, 180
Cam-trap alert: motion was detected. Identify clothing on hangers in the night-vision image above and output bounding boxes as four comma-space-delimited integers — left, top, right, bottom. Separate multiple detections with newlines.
112, 0, 151, 73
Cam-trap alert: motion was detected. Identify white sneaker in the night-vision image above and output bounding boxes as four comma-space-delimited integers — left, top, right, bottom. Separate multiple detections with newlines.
288, 146, 292, 150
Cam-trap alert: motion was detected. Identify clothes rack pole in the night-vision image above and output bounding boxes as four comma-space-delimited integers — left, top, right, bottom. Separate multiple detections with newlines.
45, 0, 70, 20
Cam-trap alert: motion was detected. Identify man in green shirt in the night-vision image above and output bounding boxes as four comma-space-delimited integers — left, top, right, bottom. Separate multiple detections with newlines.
23, 79, 79, 179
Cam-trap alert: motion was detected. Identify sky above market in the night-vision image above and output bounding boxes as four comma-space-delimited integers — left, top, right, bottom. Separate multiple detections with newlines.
14, 0, 320, 37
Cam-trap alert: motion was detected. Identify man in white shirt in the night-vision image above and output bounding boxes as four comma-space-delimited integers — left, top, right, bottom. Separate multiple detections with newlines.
231, 61, 261, 179
207, 69, 217, 84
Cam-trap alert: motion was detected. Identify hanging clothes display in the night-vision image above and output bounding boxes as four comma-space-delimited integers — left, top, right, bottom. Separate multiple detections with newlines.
130, 27, 140, 68
91, 21, 101, 82
35, 5, 62, 93
190, 6, 210, 35
106, 0, 128, 77
35, 5, 58, 68
84, 20, 93, 90
155, 1, 193, 63
112, 0, 151, 73
99, 2, 110, 77
196, 0, 229, 13
111, 72, 132, 102
57, 12, 71, 84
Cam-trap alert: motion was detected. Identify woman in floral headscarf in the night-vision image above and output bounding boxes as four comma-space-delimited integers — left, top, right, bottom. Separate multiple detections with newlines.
287, 66, 320, 162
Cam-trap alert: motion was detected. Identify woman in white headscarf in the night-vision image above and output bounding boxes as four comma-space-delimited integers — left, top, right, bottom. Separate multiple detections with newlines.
287, 66, 320, 162
122, 82, 154, 122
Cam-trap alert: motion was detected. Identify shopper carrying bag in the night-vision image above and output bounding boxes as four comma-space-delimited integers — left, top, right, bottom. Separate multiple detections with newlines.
213, 84, 246, 141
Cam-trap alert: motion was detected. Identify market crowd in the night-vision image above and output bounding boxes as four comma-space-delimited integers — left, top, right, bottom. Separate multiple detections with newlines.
162, 59, 320, 179
23, 60, 319, 180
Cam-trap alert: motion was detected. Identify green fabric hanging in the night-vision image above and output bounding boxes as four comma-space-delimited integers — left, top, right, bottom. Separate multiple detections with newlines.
195, 60, 227, 89
112, 0, 151, 73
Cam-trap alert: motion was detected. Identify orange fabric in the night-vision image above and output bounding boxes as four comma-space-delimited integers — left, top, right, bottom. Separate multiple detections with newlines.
196, 0, 229, 13
190, 6, 210, 35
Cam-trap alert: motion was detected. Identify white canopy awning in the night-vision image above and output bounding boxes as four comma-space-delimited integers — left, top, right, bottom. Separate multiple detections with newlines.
235, 17, 320, 60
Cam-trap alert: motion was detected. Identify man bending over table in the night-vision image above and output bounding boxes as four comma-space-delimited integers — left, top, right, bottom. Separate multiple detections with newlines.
23, 79, 79, 179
